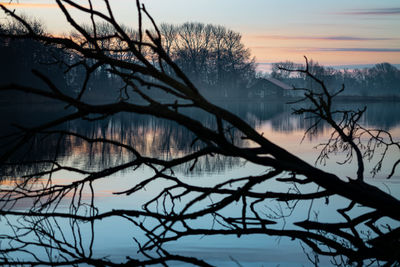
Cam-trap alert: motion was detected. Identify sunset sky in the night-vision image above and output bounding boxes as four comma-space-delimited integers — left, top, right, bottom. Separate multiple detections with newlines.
1, 0, 399, 70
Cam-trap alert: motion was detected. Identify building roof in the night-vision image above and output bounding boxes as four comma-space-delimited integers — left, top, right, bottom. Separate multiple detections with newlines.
265, 77, 292, 90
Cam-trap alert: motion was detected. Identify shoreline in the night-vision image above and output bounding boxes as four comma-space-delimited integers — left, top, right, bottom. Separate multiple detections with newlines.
1, 95, 399, 105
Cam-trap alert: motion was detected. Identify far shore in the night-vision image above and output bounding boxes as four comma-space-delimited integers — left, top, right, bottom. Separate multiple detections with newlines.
212, 95, 400, 104
1, 94, 399, 105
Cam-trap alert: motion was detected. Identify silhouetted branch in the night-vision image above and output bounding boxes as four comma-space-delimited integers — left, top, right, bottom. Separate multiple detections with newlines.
0, 1, 399, 266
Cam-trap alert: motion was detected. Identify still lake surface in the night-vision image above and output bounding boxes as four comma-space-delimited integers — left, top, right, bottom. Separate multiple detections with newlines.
1, 100, 399, 266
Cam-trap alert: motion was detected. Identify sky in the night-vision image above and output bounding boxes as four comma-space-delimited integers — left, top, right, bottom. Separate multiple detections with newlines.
1, 0, 399, 70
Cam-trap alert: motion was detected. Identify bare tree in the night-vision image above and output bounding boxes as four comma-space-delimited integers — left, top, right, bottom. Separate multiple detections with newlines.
158, 22, 255, 95
0, 1, 399, 266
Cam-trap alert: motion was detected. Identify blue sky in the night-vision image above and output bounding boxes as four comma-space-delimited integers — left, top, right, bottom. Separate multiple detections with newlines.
1, 0, 399, 67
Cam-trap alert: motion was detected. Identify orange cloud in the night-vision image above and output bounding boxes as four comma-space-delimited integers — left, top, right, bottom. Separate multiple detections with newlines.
251, 46, 400, 65
250, 35, 397, 41
242, 33, 400, 65
0, 2, 61, 8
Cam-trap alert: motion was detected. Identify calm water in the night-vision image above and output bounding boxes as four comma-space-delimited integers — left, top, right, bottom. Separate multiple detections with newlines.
1, 100, 399, 266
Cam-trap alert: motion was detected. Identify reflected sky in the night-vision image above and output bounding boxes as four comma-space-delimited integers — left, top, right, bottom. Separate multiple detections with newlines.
2, 100, 400, 176
2, 100, 399, 182
1, 99, 400, 266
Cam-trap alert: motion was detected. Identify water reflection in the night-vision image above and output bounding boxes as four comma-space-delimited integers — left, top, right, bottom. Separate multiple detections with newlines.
1, 100, 400, 178
1, 100, 400, 266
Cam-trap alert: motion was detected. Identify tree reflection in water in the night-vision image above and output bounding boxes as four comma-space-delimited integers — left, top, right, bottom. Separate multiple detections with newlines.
1, 101, 399, 266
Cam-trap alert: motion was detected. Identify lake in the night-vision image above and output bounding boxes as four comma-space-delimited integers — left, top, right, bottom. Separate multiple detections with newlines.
0, 100, 399, 266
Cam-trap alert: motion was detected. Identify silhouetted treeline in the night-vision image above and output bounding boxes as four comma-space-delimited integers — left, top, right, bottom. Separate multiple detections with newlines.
0, 20, 136, 103
160, 23, 256, 97
0, 21, 256, 101
270, 60, 400, 96
1, 19, 399, 101
0, 18, 71, 102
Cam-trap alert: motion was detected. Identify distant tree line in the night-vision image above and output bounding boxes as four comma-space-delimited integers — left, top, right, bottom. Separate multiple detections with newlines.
160, 22, 256, 97
0, 20, 136, 102
0, 20, 255, 101
1, 18, 399, 101
0, 17, 69, 93
270, 60, 400, 97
